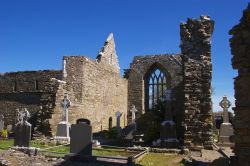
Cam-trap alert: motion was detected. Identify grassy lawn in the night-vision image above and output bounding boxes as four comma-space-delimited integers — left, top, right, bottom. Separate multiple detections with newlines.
0, 139, 14, 150
0, 139, 138, 157
0, 139, 185, 166
136, 153, 184, 166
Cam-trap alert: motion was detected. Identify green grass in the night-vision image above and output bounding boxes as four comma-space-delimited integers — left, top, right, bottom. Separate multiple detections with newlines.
0, 139, 185, 166
136, 153, 184, 166
0, 139, 13, 150
0, 139, 138, 157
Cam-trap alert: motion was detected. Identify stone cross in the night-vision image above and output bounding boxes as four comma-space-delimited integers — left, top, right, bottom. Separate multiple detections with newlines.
130, 105, 137, 123
115, 111, 122, 128
0, 114, 4, 130
61, 93, 71, 122
16, 108, 30, 125
14, 108, 31, 147
219, 96, 231, 123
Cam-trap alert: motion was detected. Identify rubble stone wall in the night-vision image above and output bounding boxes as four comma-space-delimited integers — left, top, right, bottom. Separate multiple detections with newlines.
180, 16, 214, 149
0, 70, 62, 135
230, 4, 250, 165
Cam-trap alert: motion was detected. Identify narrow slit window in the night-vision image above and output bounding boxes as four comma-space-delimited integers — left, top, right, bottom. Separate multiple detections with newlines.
13, 81, 17, 91
35, 80, 39, 90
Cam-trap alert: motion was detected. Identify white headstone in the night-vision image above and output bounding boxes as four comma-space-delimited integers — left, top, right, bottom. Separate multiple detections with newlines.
61, 93, 71, 122
115, 111, 122, 128
0, 114, 4, 130
130, 105, 137, 123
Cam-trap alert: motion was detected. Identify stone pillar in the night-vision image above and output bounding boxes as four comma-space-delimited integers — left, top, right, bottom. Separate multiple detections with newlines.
229, 3, 250, 165
180, 16, 214, 149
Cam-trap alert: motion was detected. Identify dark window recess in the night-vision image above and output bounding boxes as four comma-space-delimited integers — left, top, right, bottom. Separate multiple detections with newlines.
13, 81, 17, 91
146, 69, 167, 110
109, 117, 112, 129
35, 80, 39, 90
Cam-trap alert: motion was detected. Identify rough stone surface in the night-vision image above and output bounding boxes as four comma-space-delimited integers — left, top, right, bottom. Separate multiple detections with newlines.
0, 16, 215, 151
126, 54, 184, 140
180, 16, 214, 149
229, 3, 250, 166
0, 70, 62, 136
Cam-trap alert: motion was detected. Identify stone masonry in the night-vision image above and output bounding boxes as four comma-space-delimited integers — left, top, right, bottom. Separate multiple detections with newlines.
230, 3, 250, 165
0, 16, 215, 150
180, 16, 214, 149
0, 70, 62, 136
126, 54, 184, 140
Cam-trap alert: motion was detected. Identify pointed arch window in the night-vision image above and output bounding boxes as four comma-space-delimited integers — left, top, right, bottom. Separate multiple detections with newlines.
146, 69, 167, 110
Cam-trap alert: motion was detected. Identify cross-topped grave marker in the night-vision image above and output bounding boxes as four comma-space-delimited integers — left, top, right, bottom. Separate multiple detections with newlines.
14, 108, 31, 147
219, 96, 231, 123
130, 105, 137, 123
219, 96, 234, 144
61, 93, 71, 122
56, 93, 71, 142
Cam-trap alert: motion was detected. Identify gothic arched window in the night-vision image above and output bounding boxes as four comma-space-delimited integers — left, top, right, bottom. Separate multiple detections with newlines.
146, 69, 167, 110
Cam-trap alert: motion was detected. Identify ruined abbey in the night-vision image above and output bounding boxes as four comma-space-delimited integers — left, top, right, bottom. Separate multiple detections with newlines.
0, 16, 214, 149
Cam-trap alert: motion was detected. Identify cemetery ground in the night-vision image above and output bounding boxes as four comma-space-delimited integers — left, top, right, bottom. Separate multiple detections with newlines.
0, 138, 233, 166
0, 138, 184, 166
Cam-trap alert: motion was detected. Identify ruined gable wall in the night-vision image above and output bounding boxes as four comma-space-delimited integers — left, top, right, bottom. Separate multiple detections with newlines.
63, 56, 127, 133
230, 4, 250, 165
180, 16, 214, 149
127, 54, 184, 138
0, 70, 62, 135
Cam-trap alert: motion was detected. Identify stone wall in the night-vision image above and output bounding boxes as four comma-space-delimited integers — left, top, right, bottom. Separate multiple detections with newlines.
180, 16, 214, 149
62, 56, 128, 133
230, 3, 250, 165
0, 70, 62, 136
127, 54, 184, 139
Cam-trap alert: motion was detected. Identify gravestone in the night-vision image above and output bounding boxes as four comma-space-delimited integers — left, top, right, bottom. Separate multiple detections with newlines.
0, 114, 4, 131
56, 93, 71, 142
130, 105, 137, 123
14, 108, 31, 147
70, 119, 92, 155
115, 111, 122, 129
219, 96, 234, 143
124, 105, 137, 140
159, 89, 179, 148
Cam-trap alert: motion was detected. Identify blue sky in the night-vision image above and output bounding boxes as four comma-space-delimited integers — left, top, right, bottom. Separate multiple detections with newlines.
0, 0, 249, 112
